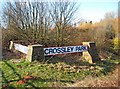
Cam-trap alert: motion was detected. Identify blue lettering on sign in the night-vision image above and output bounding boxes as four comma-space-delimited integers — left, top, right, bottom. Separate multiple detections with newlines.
44, 48, 49, 55
44, 45, 87, 56
67, 47, 72, 52
61, 47, 66, 53
76, 46, 81, 51
49, 48, 54, 54
75, 46, 87, 52
71, 47, 74, 52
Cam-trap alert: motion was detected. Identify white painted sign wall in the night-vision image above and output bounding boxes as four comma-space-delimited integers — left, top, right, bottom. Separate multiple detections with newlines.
44, 45, 88, 56
13, 43, 88, 56
14, 43, 29, 54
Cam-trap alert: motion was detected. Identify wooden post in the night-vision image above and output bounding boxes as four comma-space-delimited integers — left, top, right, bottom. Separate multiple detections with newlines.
82, 42, 100, 63
26, 45, 45, 62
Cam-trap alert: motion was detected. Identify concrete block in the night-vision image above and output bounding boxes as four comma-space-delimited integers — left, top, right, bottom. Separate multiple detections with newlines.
9, 41, 14, 50
26, 45, 44, 62
83, 42, 100, 63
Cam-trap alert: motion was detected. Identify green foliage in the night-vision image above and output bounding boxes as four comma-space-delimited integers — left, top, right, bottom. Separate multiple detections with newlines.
113, 37, 120, 50
1, 58, 119, 88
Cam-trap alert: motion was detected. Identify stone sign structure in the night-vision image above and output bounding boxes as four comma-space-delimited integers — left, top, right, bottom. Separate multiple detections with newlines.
26, 45, 44, 62
9, 41, 100, 63
83, 42, 100, 63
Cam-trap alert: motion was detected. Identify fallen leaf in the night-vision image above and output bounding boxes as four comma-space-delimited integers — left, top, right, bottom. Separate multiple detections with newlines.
16, 80, 26, 85
2, 84, 8, 88
17, 65, 22, 68
24, 76, 33, 80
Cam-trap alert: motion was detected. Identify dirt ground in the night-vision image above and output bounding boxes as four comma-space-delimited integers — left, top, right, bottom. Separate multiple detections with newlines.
2, 49, 26, 59
68, 65, 119, 87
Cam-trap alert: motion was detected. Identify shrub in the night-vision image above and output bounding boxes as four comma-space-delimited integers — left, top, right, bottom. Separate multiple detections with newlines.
113, 37, 120, 50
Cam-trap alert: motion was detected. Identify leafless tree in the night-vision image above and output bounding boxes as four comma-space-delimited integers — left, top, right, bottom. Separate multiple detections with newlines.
3, 1, 51, 44
3, 0, 79, 46
49, 0, 79, 46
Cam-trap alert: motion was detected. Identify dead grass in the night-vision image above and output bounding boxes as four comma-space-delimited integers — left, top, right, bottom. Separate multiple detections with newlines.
68, 65, 119, 87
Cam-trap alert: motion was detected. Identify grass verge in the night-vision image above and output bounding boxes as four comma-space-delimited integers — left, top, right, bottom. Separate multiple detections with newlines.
1, 58, 120, 88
